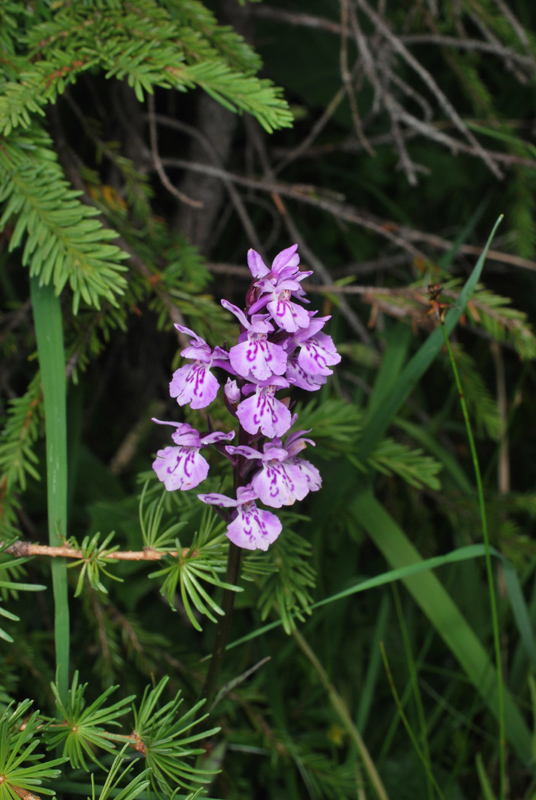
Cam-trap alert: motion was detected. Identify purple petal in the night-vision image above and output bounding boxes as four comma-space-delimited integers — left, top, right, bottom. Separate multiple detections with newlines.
227, 502, 282, 551
225, 444, 261, 460
267, 296, 310, 333
153, 446, 209, 491
229, 339, 287, 382
286, 355, 327, 392
199, 430, 235, 446
247, 249, 270, 278
236, 392, 292, 438
252, 462, 302, 508
221, 299, 250, 330
224, 378, 241, 405
271, 244, 299, 275
287, 457, 322, 499
197, 492, 237, 508
169, 362, 219, 409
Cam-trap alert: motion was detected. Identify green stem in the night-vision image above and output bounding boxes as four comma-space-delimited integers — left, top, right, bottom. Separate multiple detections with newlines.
201, 542, 242, 711
380, 643, 445, 800
293, 627, 391, 800
30, 277, 70, 703
440, 321, 505, 800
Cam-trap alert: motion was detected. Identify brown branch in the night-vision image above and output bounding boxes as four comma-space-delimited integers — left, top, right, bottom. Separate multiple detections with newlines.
147, 94, 203, 209
159, 157, 426, 260
149, 113, 264, 254
251, 5, 535, 70
3, 541, 190, 561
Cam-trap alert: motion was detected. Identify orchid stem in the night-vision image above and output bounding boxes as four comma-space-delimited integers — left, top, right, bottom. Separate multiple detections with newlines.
201, 542, 242, 712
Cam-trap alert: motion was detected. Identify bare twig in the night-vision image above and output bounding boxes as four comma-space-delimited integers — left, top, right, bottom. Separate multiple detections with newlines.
339, 0, 372, 156
147, 95, 203, 208
159, 157, 426, 259
3, 541, 192, 561
148, 113, 264, 255
356, 0, 503, 178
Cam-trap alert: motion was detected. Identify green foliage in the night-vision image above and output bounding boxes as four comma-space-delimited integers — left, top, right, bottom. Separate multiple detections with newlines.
0, 545, 46, 644
0, 373, 42, 497
0, 700, 65, 799
67, 532, 123, 597
46, 673, 133, 769
256, 527, 316, 634
131, 677, 218, 796
0, 127, 128, 312
0, 1, 291, 135
367, 437, 443, 491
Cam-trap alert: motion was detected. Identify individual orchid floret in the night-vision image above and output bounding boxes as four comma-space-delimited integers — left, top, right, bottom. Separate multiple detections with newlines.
169, 324, 230, 409
236, 376, 292, 438
226, 433, 321, 508
286, 315, 341, 377
221, 300, 288, 381
247, 243, 302, 282
198, 485, 282, 551
152, 420, 235, 491
224, 377, 241, 405
248, 278, 310, 333
286, 352, 327, 392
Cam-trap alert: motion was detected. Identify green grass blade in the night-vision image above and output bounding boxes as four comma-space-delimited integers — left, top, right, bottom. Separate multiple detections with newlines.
30, 277, 70, 702
352, 489, 532, 765
357, 215, 503, 460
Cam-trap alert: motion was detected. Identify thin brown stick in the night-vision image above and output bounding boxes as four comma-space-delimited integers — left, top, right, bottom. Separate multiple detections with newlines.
251, 6, 535, 69
3, 541, 190, 561
149, 113, 264, 254
159, 157, 425, 259
147, 94, 203, 208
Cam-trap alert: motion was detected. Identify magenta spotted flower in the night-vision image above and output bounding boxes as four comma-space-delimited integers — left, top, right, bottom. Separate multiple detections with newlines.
221, 300, 287, 381
287, 315, 341, 377
226, 432, 321, 508
249, 278, 310, 333
247, 243, 304, 282
236, 377, 292, 438
169, 324, 230, 409
152, 421, 234, 491
198, 486, 282, 550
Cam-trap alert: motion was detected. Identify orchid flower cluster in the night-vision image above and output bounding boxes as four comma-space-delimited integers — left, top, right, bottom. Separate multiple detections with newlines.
152, 245, 341, 551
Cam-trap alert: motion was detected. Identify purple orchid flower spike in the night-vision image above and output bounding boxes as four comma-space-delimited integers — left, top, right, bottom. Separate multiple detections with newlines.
153, 243, 340, 553
236, 376, 292, 438
169, 324, 230, 409
152, 420, 235, 491
221, 300, 288, 381
198, 485, 282, 551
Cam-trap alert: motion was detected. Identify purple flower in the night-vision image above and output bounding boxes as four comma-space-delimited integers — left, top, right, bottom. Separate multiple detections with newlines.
236, 377, 292, 438
169, 324, 230, 409
224, 377, 241, 405
287, 315, 341, 376
226, 431, 321, 508
152, 420, 234, 491
247, 244, 301, 281
249, 279, 310, 333
198, 486, 282, 551
221, 300, 287, 381
286, 352, 327, 392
